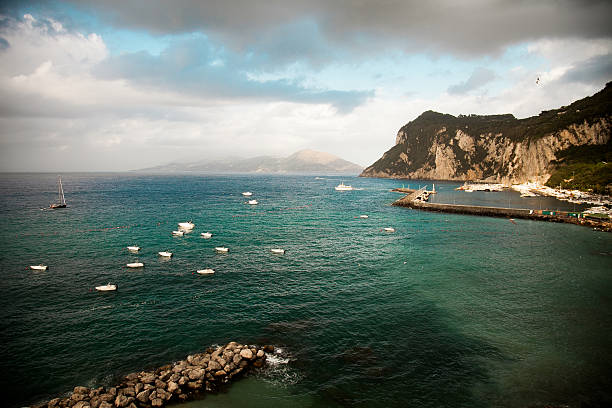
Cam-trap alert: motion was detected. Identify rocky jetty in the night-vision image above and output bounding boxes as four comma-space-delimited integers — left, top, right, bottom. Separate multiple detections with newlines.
32, 342, 274, 408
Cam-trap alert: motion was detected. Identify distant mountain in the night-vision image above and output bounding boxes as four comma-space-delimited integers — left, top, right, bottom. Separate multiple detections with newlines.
137, 149, 363, 174
361, 83, 612, 192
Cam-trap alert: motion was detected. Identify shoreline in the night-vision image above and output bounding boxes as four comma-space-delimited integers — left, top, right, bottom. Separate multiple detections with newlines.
31, 342, 272, 408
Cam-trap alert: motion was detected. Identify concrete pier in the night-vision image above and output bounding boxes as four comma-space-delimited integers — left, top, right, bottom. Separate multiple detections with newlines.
392, 193, 612, 232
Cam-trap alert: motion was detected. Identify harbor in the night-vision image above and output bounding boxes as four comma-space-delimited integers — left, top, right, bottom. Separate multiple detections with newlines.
392, 186, 612, 232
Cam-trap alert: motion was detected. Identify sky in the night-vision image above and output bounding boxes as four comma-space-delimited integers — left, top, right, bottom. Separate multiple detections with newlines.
0, 0, 611, 172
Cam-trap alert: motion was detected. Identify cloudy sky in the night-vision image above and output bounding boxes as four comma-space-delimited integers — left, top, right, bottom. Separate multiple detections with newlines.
0, 0, 611, 171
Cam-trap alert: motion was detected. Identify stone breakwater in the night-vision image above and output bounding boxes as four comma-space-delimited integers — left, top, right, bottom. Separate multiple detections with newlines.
32, 342, 273, 408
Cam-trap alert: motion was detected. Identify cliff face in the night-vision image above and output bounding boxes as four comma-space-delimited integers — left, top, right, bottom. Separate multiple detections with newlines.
361, 84, 612, 184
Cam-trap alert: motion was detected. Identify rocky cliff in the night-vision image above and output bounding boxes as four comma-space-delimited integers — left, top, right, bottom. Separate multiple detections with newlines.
361, 83, 612, 184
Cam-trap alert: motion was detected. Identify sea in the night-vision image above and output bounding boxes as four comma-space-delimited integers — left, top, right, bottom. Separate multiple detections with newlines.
0, 173, 611, 408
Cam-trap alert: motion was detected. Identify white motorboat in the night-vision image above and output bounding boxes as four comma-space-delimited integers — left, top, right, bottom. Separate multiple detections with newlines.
178, 221, 195, 230
172, 230, 184, 236
127, 246, 140, 252
201, 232, 213, 238
247, 199, 258, 205
242, 192, 253, 196
383, 227, 396, 232
270, 248, 285, 255
215, 247, 229, 253
335, 182, 353, 191
30, 264, 48, 271
126, 262, 144, 268
95, 283, 117, 291
197, 269, 215, 275
158, 251, 173, 257
359, 215, 369, 219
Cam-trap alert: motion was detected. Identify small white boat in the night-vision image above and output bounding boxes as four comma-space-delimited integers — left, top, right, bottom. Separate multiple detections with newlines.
126, 262, 144, 268
215, 247, 229, 253
178, 221, 195, 230
201, 232, 213, 238
247, 199, 258, 205
242, 192, 253, 196
270, 248, 285, 255
158, 251, 173, 257
359, 215, 369, 219
335, 183, 353, 191
383, 227, 396, 232
30, 264, 48, 271
197, 269, 215, 275
95, 283, 117, 291
172, 230, 184, 236
127, 246, 140, 252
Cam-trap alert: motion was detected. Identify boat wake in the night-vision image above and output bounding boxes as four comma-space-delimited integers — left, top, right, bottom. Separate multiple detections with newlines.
258, 348, 301, 387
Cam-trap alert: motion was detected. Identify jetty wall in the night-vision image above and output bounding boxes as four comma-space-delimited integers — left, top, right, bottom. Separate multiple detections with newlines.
393, 195, 612, 231
32, 342, 272, 408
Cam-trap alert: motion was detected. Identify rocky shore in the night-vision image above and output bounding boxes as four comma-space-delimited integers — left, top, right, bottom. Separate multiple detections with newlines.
32, 342, 273, 408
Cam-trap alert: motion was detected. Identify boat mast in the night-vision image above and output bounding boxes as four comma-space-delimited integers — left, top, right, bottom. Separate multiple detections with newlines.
58, 176, 66, 205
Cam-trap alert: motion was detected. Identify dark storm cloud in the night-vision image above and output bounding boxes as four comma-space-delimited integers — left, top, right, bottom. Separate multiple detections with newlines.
559, 53, 612, 85
448, 67, 496, 95
64, 0, 612, 59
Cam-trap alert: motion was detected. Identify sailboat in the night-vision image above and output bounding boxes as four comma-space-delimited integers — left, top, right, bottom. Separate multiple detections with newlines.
50, 176, 67, 209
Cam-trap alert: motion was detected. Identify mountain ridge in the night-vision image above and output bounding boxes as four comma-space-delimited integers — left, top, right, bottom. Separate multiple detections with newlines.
136, 149, 363, 174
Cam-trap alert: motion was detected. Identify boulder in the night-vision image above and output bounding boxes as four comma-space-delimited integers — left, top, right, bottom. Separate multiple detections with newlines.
134, 383, 143, 394
113, 394, 133, 408
127, 403, 138, 408
169, 373, 180, 382
151, 398, 163, 408
73, 387, 90, 395
239, 349, 253, 360
263, 345, 275, 353
156, 388, 171, 401
178, 376, 188, 386
167, 381, 179, 394
98, 394, 114, 403
253, 359, 265, 368
213, 370, 227, 377
136, 390, 150, 403
215, 357, 227, 367
187, 368, 205, 381
48, 398, 61, 408
99, 403, 112, 408
140, 372, 156, 384
108, 388, 117, 397
89, 397, 101, 408
256, 350, 264, 358
119, 387, 135, 397
154, 379, 166, 389
207, 361, 222, 371
72, 402, 90, 408
124, 373, 139, 382
187, 381, 200, 390
232, 354, 242, 364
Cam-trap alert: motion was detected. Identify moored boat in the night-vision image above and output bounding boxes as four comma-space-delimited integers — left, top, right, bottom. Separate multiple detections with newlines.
201, 232, 213, 238
270, 248, 285, 255
247, 199, 258, 205
126, 262, 144, 268
95, 283, 117, 291
158, 251, 173, 257
197, 269, 215, 275
242, 192, 253, 196
29, 264, 48, 271
172, 230, 184, 236
127, 246, 140, 252
383, 227, 396, 232
359, 215, 369, 219
215, 247, 229, 253
49, 176, 67, 209
178, 221, 195, 230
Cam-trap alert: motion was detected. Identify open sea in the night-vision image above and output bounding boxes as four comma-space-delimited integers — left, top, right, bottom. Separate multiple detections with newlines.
1, 173, 611, 408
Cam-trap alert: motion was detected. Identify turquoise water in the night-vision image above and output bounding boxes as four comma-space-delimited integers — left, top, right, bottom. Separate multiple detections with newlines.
0, 174, 611, 407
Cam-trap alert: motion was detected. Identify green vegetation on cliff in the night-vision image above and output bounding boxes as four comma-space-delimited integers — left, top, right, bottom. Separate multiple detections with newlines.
546, 141, 612, 194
